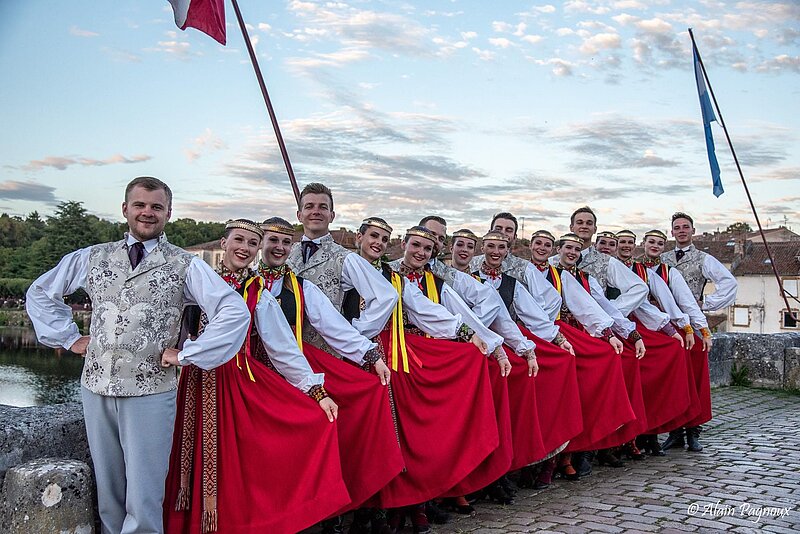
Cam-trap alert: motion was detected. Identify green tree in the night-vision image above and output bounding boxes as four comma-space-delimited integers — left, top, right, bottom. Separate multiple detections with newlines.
726, 222, 752, 233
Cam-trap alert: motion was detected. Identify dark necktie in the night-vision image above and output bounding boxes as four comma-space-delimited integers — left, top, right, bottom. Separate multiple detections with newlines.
302, 241, 319, 263
676, 249, 686, 261
129, 241, 145, 269
575, 253, 582, 267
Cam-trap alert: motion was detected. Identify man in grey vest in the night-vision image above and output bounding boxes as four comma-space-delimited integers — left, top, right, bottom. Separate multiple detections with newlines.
26, 177, 250, 534
660, 211, 737, 452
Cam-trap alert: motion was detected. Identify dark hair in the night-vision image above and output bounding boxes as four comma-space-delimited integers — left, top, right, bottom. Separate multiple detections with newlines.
418, 215, 447, 227
299, 182, 334, 210
262, 216, 293, 228
671, 212, 694, 226
490, 212, 518, 234
125, 176, 172, 208
359, 216, 390, 235
570, 206, 597, 225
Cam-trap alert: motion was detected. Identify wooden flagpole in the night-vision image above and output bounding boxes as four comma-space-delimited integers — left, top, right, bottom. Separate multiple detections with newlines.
230, 0, 301, 208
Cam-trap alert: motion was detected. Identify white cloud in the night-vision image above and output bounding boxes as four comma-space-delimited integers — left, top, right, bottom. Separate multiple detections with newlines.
635, 18, 673, 33
489, 37, 512, 48
472, 47, 496, 61
556, 27, 575, 36
579, 32, 622, 55
755, 54, 800, 73
492, 21, 512, 33
461, 31, 478, 40
69, 26, 99, 38
521, 34, 544, 44
534, 5, 557, 14
257, 22, 272, 32
534, 58, 575, 76
564, 1, 610, 14
286, 47, 371, 68
184, 129, 227, 163
613, 0, 646, 9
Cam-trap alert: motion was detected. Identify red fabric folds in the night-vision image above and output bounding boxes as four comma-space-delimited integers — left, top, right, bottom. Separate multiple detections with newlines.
590, 340, 647, 450
518, 326, 583, 454
374, 332, 499, 508
443, 356, 513, 496
557, 321, 636, 452
631, 320, 692, 433
686, 335, 712, 427
164, 358, 350, 534
302, 344, 405, 512
505, 352, 548, 470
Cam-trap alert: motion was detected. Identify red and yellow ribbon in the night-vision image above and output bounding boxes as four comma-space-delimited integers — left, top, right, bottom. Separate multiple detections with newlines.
237, 276, 263, 382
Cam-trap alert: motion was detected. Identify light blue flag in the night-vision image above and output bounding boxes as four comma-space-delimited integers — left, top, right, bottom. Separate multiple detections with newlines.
693, 46, 723, 197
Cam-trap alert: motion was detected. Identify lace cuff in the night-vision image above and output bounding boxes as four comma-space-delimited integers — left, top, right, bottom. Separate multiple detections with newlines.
522, 348, 536, 361
660, 322, 678, 337
601, 328, 615, 342
683, 325, 694, 335
307, 384, 329, 402
700, 327, 712, 339
361, 346, 382, 370
492, 346, 509, 361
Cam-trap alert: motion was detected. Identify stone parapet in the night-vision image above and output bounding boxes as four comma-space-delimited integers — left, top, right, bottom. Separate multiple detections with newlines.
708, 332, 800, 389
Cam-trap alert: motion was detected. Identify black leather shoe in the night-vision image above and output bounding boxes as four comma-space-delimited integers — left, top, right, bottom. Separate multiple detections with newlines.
321, 515, 344, 534
348, 509, 372, 534
686, 426, 704, 452
572, 451, 593, 478
425, 501, 450, 524
662, 429, 686, 450
487, 482, 514, 505
516, 466, 536, 489
645, 434, 666, 456
499, 475, 518, 496
597, 449, 624, 467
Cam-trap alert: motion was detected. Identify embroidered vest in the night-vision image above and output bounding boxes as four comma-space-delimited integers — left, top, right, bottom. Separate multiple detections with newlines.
469, 253, 529, 285
84, 237, 193, 396
661, 246, 707, 301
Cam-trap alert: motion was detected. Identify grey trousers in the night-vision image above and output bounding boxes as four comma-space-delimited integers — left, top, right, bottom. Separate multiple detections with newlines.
82, 387, 177, 534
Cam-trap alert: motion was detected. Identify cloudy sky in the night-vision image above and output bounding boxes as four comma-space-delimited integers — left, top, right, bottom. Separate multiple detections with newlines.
1, 0, 798, 239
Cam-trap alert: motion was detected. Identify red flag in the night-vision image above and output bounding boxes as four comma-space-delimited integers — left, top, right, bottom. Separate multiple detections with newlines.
168, 0, 226, 45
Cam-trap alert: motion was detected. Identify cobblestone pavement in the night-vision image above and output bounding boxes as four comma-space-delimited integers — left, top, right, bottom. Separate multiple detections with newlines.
432, 386, 799, 534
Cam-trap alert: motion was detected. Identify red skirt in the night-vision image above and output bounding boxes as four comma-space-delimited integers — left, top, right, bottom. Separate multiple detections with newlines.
443, 355, 513, 496
557, 321, 636, 452
374, 332, 499, 508
164, 357, 351, 534
518, 326, 583, 455
686, 335, 712, 427
302, 345, 405, 512
590, 337, 648, 449
506, 352, 548, 469
648, 342, 701, 433
631, 321, 692, 433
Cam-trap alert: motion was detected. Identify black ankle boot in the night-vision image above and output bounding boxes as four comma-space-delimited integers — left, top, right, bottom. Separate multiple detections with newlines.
321, 515, 344, 534
498, 475, 518, 496
424, 501, 449, 524
596, 448, 624, 467
516, 466, 536, 488
572, 451, 593, 478
349, 509, 372, 534
487, 481, 514, 505
686, 426, 703, 452
646, 434, 666, 456
661, 429, 686, 450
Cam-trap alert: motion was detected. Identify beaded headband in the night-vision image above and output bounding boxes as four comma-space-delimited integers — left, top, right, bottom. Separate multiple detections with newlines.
452, 229, 478, 242
361, 218, 393, 234
225, 219, 264, 238
615, 229, 637, 240
596, 231, 618, 241
531, 230, 555, 242
260, 221, 294, 236
405, 227, 438, 244
558, 233, 584, 245
482, 231, 510, 243
644, 229, 668, 241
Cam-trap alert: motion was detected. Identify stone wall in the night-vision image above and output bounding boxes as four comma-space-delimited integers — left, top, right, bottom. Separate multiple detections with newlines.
0, 403, 89, 487
708, 332, 800, 389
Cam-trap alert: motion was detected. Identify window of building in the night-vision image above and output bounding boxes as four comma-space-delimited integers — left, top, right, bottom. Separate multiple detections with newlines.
731, 306, 750, 327
783, 278, 799, 299
781, 309, 799, 330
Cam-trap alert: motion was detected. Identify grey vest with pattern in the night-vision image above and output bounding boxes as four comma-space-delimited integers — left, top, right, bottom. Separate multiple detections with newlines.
577, 246, 611, 290
84, 235, 193, 396
468, 253, 528, 285
287, 235, 350, 357
660, 245, 707, 301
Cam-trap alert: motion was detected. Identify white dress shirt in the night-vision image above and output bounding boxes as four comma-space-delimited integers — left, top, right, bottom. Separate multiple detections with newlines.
558, 270, 615, 337
266, 275, 376, 365
26, 235, 250, 370
253, 289, 324, 393
653, 266, 709, 330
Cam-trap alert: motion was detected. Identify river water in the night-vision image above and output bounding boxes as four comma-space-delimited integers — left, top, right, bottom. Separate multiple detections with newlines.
0, 327, 83, 407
